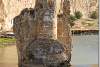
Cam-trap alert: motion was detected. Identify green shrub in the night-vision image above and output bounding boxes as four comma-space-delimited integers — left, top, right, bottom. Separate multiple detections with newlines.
69, 15, 76, 22
69, 11, 83, 27
90, 11, 98, 19
74, 11, 83, 19
69, 15, 76, 27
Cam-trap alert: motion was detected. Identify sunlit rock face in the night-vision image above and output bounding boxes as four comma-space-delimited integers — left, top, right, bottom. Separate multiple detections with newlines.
0, 0, 6, 31
70, 0, 98, 18
0, 0, 98, 32
0, 0, 36, 32
0, 0, 60, 32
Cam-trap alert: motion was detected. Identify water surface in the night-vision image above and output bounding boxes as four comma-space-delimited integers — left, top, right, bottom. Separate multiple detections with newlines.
0, 35, 99, 67
71, 35, 98, 65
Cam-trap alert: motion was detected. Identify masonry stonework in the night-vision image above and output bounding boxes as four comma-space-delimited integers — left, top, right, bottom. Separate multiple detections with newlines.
13, 0, 72, 67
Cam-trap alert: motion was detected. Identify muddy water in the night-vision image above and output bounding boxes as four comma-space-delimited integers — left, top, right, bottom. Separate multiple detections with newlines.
0, 35, 99, 67
0, 45, 18, 64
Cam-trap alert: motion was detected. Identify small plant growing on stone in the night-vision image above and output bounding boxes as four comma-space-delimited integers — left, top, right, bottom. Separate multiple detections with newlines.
90, 11, 98, 19
69, 15, 76, 27
74, 11, 83, 19
69, 15, 76, 22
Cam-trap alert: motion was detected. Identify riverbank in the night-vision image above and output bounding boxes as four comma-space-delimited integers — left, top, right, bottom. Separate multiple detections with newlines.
0, 38, 16, 47
0, 29, 99, 37
0, 30, 99, 46
71, 29, 99, 35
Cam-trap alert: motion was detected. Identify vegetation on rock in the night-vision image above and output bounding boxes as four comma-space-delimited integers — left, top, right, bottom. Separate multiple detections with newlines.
74, 11, 83, 19
69, 15, 76, 27
90, 11, 98, 19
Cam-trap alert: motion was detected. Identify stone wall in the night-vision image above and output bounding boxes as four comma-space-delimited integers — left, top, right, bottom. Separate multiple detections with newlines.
13, 0, 72, 67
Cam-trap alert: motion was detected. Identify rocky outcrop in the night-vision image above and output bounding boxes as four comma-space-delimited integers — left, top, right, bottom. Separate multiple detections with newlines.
0, 0, 6, 31
70, 0, 98, 18
0, 0, 98, 32
13, 0, 71, 67
0, 0, 35, 32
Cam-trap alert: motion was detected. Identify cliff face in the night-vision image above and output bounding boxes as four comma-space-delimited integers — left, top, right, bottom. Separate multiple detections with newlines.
0, 0, 6, 31
0, 0, 98, 32
70, 0, 98, 18
0, 0, 61, 32
0, 0, 6, 19
0, 0, 36, 32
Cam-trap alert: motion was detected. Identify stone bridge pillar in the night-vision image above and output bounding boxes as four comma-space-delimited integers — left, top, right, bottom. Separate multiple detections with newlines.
13, 0, 72, 67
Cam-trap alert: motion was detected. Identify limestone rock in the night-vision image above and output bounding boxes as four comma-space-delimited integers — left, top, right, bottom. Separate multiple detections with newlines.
0, 0, 98, 32
0, 0, 6, 31
0, 0, 35, 32
70, 0, 98, 18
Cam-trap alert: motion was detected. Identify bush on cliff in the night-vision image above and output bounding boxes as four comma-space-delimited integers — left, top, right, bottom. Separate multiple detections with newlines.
74, 11, 83, 19
69, 15, 76, 27
90, 11, 98, 19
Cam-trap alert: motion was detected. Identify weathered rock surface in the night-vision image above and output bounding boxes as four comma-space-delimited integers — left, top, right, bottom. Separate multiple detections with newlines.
13, 0, 71, 67
26, 39, 70, 66
0, 0, 35, 32
0, 0, 6, 31
70, 0, 98, 18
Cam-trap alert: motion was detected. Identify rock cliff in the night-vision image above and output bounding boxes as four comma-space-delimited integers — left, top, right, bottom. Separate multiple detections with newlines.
0, 0, 98, 32
0, 0, 35, 32
70, 0, 98, 18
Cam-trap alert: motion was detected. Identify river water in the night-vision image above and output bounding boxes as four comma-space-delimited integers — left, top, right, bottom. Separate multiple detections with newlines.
0, 35, 99, 67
